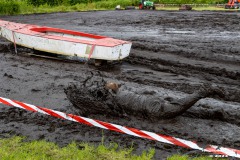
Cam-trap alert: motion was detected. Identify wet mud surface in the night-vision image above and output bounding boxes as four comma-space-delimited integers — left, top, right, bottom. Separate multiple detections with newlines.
0, 10, 240, 159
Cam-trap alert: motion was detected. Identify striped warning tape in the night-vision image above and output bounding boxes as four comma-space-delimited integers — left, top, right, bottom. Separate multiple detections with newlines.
0, 96, 239, 158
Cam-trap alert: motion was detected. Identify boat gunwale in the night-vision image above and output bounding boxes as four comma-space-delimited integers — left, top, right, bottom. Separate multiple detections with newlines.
0, 20, 131, 47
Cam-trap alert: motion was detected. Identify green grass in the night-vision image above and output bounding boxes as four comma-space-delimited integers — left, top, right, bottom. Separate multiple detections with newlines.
0, 0, 137, 15
0, 1, 20, 15
3, 2, 121, 15
0, 136, 227, 160
0, 136, 155, 160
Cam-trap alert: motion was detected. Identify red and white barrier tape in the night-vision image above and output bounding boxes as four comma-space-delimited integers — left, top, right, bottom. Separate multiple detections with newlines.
0, 96, 239, 158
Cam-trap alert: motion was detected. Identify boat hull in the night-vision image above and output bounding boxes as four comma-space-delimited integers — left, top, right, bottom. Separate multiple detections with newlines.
0, 20, 132, 61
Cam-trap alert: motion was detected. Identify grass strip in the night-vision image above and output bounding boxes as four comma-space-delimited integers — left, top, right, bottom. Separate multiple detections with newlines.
0, 136, 228, 160
0, 136, 155, 160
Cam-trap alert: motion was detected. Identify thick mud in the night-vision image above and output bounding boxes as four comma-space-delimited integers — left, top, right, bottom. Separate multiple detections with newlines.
0, 10, 240, 159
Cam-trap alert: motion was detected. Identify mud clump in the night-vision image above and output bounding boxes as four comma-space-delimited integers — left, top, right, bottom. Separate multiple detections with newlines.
65, 72, 225, 120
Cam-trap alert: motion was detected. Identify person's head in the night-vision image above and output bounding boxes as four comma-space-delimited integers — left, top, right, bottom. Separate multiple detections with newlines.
105, 82, 121, 93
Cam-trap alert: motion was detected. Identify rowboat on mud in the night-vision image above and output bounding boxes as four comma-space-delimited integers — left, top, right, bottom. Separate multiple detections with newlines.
0, 20, 132, 64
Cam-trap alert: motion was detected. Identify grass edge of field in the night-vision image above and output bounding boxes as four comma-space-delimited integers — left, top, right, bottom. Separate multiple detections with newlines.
0, 136, 224, 160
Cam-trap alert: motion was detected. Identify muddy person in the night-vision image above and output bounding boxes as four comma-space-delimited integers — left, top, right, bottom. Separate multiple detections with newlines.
65, 73, 225, 120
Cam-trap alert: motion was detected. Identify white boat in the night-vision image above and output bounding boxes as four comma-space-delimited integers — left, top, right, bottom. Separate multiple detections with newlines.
0, 20, 132, 62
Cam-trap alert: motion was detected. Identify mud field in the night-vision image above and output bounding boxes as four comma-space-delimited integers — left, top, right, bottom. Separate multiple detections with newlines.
0, 10, 240, 159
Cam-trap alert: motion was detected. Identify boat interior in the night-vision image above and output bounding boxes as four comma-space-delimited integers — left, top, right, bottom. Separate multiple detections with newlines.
30, 27, 105, 41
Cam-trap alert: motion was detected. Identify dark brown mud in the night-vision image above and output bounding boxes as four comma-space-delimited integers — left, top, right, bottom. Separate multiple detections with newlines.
0, 10, 240, 159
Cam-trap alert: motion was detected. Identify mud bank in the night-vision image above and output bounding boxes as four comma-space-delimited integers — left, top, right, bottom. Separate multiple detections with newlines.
0, 10, 240, 159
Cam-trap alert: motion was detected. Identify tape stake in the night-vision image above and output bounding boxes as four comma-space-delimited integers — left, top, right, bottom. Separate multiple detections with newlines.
0, 96, 239, 158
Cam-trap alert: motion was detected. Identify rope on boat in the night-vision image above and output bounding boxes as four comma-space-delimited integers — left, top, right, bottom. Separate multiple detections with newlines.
88, 44, 96, 60
0, 96, 239, 158
11, 31, 17, 54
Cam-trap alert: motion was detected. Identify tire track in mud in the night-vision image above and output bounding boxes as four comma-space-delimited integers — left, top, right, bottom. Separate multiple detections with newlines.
122, 50, 240, 103
0, 10, 240, 159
